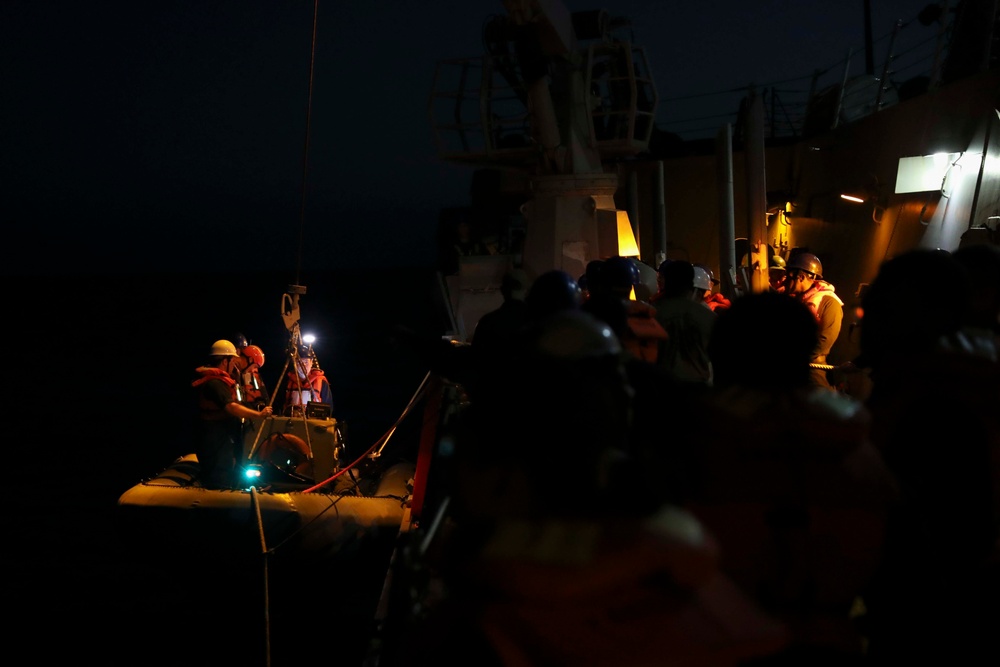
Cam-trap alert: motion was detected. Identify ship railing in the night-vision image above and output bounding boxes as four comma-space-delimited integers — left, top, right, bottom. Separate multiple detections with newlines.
657, 11, 950, 142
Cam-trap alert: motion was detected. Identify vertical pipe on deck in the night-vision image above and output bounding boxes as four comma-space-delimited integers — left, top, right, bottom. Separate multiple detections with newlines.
653, 161, 667, 267
745, 89, 770, 294
716, 123, 737, 297
968, 112, 997, 231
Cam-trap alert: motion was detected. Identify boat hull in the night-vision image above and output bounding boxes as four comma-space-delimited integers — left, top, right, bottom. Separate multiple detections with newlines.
116, 454, 414, 568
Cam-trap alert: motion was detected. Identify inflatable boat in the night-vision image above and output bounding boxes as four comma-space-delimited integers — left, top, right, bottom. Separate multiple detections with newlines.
117, 447, 414, 568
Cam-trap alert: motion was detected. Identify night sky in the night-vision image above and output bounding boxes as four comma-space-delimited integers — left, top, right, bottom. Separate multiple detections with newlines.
2, 1, 936, 276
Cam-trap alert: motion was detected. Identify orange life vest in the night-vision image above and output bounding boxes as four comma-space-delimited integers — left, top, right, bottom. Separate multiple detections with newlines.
240, 369, 267, 406
193, 366, 238, 420
705, 292, 731, 312
284, 368, 331, 409
622, 300, 668, 363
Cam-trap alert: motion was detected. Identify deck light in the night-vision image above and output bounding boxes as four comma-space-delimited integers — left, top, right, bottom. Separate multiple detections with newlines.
616, 210, 640, 257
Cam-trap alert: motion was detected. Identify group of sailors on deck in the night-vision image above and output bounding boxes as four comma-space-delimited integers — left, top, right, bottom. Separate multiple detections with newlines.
379, 244, 1000, 666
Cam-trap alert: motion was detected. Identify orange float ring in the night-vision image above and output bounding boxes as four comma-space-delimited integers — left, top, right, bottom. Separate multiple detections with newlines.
254, 433, 313, 477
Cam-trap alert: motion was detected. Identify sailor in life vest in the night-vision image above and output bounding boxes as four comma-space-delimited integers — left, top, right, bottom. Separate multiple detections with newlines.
192, 339, 274, 488
589, 256, 668, 364
785, 252, 844, 390
693, 263, 732, 312
283, 343, 333, 416
233, 343, 270, 410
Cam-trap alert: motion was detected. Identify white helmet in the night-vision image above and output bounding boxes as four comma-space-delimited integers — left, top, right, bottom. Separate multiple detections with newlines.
692, 266, 712, 291
209, 339, 239, 357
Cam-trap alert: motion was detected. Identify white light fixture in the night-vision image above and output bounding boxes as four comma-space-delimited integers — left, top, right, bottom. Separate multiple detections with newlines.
895, 152, 964, 193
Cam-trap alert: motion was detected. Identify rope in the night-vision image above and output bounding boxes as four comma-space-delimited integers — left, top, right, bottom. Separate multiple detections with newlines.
295, 0, 320, 285
301, 371, 432, 493
250, 487, 272, 667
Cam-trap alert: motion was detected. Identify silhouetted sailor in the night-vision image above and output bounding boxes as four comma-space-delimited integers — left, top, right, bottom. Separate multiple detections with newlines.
652, 260, 716, 385
855, 248, 1000, 664
681, 292, 897, 662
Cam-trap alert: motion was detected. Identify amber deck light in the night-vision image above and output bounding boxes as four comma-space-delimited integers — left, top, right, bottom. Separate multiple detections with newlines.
616, 210, 640, 257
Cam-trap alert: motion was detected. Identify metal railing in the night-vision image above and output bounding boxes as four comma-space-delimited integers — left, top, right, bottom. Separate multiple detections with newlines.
655, 10, 954, 142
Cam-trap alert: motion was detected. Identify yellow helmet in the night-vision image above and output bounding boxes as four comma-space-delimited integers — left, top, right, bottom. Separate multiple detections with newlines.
209, 339, 239, 357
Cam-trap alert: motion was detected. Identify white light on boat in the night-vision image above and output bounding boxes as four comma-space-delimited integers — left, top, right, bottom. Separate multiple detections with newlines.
303, 333, 316, 345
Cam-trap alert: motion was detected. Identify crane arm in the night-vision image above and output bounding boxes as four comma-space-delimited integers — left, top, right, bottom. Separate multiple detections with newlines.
501, 0, 577, 55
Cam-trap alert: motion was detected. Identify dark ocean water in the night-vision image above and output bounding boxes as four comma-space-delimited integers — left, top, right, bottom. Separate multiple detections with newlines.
4, 268, 451, 666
